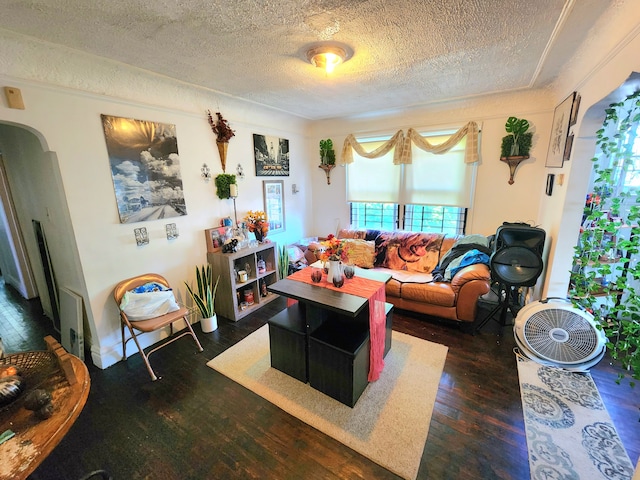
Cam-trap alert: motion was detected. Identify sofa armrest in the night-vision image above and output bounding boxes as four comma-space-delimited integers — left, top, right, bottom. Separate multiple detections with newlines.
450, 263, 490, 292
450, 264, 491, 322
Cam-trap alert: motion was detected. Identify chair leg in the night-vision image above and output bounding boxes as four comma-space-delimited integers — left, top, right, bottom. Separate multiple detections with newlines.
126, 324, 159, 381
121, 322, 127, 361
183, 317, 204, 352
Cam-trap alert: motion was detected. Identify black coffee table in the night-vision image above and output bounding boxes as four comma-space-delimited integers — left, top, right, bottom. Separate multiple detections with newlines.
267, 267, 392, 407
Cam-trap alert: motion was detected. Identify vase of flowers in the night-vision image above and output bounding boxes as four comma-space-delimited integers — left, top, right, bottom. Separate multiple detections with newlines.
319, 234, 349, 287
207, 110, 235, 173
244, 210, 269, 242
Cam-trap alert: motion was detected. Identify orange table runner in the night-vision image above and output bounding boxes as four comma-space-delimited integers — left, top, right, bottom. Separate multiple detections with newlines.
286, 267, 387, 381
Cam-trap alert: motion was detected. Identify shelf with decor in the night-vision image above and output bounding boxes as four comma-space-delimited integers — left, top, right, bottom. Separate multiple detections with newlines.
207, 242, 279, 322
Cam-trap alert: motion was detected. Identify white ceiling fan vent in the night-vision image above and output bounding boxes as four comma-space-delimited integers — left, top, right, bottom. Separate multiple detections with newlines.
514, 298, 607, 372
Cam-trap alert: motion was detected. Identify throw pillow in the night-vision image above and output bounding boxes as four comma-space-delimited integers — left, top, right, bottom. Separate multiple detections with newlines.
342, 239, 375, 268
376, 231, 444, 273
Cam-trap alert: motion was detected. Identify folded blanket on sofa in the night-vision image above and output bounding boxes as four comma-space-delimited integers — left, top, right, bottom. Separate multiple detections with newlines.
432, 234, 491, 282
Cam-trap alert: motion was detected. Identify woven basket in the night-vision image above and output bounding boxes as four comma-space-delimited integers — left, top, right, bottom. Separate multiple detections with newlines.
0, 351, 59, 414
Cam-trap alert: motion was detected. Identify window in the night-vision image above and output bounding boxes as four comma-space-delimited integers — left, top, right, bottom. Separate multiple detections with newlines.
347, 129, 475, 235
349, 203, 466, 235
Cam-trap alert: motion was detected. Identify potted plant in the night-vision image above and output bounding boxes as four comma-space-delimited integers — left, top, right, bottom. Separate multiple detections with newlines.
214, 173, 236, 199
570, 89, 640, 385
207, 110, 235, 173
500, 117, 532, 157
319, 139, 337, 184
500, 117, 533, 184
185, 264, 220, 333
319, 139, 336, 165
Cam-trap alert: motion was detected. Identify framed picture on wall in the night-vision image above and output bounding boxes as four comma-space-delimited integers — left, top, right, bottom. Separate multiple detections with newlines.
263, 180, 285, 233
545, 92, 576, 168
253, 134, 290, 176
101, 114, 188, 223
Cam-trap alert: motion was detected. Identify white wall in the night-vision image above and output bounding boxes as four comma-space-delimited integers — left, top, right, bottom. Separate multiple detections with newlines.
309, 90, 555, 236
0, 30, 312, 368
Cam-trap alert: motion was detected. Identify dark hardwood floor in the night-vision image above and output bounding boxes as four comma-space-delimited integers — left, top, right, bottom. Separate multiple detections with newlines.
1, 279, 638, 480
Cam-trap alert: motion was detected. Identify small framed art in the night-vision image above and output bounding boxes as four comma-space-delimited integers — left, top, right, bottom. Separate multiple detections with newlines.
205, 227, 228, 252
263, 180, 285, 233
545, 92, 575, 168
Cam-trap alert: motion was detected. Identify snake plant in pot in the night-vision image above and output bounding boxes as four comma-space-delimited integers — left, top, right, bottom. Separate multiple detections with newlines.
185, 264, 220, 333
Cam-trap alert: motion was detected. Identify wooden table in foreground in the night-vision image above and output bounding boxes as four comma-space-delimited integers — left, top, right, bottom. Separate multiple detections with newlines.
267, 267, 393, 407
0, 336, 90, 480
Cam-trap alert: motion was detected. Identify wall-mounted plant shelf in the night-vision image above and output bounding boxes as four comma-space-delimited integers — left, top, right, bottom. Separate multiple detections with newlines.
500, 155, 529, 185
319, 164, 336, 185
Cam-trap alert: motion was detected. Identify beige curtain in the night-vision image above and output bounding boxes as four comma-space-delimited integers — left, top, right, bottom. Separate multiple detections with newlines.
406, 121, 479, 164
341, 130, 405, 165
341, 121, 479, 165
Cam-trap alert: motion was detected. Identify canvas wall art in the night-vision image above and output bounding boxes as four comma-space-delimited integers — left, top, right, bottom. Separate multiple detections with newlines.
253, 134, 290, 176
101, 114, 187, 224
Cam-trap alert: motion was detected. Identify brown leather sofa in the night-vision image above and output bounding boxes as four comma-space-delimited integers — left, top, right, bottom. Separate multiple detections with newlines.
333, 229, 491, 323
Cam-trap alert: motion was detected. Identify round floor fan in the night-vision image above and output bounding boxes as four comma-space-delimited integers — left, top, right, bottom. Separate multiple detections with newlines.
513, 298, 607, 372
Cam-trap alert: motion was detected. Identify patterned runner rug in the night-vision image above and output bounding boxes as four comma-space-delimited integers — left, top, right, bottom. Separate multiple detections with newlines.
516, 353, 635, 480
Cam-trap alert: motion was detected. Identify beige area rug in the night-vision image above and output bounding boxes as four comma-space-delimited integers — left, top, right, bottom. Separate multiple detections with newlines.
207, 325, 448, 480
516, 354, 635, 480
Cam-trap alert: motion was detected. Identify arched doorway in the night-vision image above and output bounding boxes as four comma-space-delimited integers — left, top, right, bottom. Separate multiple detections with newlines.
0, 121, 87, 359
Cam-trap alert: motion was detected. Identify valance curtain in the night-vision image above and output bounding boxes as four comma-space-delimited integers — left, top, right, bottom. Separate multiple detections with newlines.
341, 121, 479, 165
343, 121, 480, 207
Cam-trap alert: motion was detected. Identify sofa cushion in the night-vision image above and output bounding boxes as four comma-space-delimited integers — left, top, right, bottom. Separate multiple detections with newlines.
401, 282, 455, 307
375, 231, 445, 273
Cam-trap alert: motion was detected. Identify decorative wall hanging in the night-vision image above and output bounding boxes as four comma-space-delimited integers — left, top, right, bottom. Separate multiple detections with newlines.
101, 115, 187, 224
134, 227, 149, 246
569, 93, 581, 126
499, 117, 532, 184
253, 134, 290, 176
165, 223, 178, 240
207, 111, 235, 173
214, 174, 237, 199
263, 180, 285, 233
545, 92, 575, 167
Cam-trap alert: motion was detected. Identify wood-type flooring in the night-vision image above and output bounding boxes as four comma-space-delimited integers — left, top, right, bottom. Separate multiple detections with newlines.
1, 279, 637, 480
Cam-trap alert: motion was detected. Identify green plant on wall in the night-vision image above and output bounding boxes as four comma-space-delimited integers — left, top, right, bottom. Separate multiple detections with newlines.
214, 173, 236, 199
319, 139, 336, 165
570, 89, 640, 386
500, 117, 533, 157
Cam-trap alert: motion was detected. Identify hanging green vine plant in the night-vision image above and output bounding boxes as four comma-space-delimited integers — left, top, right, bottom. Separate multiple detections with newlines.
570, 89, 640, 385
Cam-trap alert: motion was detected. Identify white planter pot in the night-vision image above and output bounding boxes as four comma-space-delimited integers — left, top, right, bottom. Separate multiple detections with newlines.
201, 314, 218, 333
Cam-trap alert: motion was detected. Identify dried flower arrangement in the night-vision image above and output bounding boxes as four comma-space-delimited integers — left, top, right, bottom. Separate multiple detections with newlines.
207, 110, 235, 143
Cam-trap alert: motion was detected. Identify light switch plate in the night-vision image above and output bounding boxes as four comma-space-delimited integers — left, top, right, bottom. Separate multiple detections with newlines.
4, 87, 25, 109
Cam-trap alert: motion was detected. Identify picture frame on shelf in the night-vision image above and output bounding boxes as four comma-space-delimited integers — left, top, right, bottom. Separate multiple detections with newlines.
545, 92, 575, 168
205, 227, 228, 252
263, 180, 285, 234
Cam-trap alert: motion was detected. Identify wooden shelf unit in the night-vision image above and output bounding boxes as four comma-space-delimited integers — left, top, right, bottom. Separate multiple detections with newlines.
207, 242, 279, 322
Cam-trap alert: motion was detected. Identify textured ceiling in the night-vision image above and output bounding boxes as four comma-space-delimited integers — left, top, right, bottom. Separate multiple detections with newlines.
0, 0, 614, 119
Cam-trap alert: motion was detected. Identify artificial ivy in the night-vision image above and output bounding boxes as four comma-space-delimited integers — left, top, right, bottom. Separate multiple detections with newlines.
570, 89, 640, 385
214, 173, 236, 199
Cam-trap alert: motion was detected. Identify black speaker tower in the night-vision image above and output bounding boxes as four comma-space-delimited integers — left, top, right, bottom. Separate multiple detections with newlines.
475, 223, 546, 333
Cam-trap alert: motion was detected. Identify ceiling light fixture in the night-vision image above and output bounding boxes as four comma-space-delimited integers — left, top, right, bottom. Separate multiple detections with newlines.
306, 45, 348, 74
